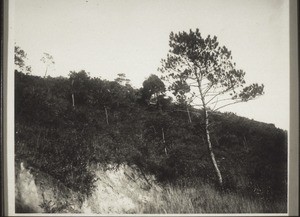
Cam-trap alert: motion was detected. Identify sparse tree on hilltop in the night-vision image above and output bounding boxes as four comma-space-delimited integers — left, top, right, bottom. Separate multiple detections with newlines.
69, 70, 91, 108
142, 74, 166, 105
114, 73, 131, 86
15, 45, 31, 73
159, 29, 264, 186
40, 52, 55, 78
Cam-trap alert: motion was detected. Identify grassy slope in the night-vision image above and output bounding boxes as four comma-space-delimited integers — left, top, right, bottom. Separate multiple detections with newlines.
15, 71, 288, 213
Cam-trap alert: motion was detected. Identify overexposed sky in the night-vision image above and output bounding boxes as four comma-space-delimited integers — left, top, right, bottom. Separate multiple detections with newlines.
14, 0, 289, 130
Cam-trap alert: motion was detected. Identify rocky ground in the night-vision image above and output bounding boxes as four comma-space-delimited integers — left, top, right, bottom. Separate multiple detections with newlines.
15, 162, 162, 214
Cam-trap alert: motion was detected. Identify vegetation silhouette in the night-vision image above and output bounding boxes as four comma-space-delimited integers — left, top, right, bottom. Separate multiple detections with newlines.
14, 38, 287, 213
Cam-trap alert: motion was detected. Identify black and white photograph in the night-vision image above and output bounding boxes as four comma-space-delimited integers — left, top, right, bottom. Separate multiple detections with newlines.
3, 0, 296, 215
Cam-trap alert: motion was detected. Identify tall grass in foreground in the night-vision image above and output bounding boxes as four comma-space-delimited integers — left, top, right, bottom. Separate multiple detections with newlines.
138, 180, 287, 214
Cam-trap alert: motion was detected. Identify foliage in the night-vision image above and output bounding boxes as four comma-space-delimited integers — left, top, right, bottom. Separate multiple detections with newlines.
15, 45, 31, 73
40, 52, 55, 77
159, 28, 264, 109
141, 74, 166, 103
15, 43, 286, 211
159, 29, 265, 186
15, 123, 98, 196
114, 73, 131, 86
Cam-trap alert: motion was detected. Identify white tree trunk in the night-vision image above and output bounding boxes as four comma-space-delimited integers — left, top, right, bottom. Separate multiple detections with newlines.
162, 128, 168, 157
44, 66, 48, 78
72, 93, 75, 108
204, 109, 223, 186
104, 107, 109, 125
187, 106, 192, 123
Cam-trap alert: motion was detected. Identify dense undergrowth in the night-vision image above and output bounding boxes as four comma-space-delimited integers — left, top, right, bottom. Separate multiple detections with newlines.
15, 70, 287, 213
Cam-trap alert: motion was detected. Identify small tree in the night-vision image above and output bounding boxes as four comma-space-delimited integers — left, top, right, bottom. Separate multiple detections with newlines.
40, 52, 55, 77
159, 29, 264, 186
141, 74, 166, 104
114, 73, 131, 86
68, 70, 91, 107
15, 45, 31, 73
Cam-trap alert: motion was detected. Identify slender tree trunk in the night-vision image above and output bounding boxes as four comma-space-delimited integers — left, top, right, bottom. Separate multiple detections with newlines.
104, 106, 109, 125
187, 106, 192, 123
72, 93, 75, 108
44, 66, 48, 78
162, 128, 165, 143
162, 128, 168, 157
243, 135, 249, 152
71, 80, 75, 108
158, 103, 163, 114
204, 109, 223, 186
195, 71, 222, 186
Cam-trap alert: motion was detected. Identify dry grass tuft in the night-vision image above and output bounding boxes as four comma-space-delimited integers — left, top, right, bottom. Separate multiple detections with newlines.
137, 180, 287, 214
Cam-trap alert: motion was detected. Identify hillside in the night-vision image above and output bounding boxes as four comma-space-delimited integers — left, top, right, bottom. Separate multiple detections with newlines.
15, 70, 287, 213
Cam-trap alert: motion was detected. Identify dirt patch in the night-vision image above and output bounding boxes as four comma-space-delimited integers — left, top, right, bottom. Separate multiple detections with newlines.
15, 162, 162, 214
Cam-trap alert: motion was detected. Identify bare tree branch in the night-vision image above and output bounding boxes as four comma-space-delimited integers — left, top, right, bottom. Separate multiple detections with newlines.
207, 97, 234, 107
214, 100, 243, 111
